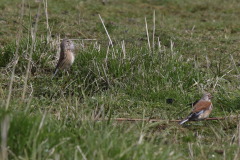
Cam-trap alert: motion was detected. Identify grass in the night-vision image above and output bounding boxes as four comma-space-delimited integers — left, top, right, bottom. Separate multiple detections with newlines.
1, 0, 240, 159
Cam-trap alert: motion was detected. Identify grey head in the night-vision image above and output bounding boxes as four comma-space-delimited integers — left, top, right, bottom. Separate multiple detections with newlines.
201, 93, 214, 101
60, 38, 74, 53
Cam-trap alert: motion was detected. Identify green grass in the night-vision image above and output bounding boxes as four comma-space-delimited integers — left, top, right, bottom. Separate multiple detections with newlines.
1, 0, 240, 159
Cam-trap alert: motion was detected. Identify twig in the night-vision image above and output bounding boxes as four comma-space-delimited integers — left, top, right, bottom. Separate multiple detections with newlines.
97, 117, 226, 123
206, 55, 210, 75
153, 10, 155, 53
170, 40, 174, 56
78, 10, 81, 29
106, 43, 110, 60
76, 30, 89, 39
188, 143, 194, 160
122, 40, 126, 59
1, 115, 10, 160
190, 25, 195, 40
67, 39, 97, 41
94, 104, 104, 120
230, 54, 240, 82
212, 76, 219, 92
5, 0, 25, 110
98, 14, 113, 47
158, 37, 161, 64
145, 17, 151, 51
37, 111, 46, 138
29, 83, 33, 98
19, 1, 41, 110
43, 0, 51, 41
77, 145, 87, 160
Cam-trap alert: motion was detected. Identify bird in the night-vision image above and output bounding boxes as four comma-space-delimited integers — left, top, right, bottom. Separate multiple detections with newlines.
52, 38, 75, 79
179, 93, 214, 125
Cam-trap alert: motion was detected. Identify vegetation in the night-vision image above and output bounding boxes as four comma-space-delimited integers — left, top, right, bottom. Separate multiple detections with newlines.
1, 0, 240, 159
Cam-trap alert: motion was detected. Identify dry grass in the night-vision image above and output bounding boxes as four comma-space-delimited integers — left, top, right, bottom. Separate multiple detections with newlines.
1, 0, 240, 159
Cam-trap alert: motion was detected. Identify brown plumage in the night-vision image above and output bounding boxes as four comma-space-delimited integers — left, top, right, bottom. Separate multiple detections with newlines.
179, 93, 214, 125
52, 38, 75, 79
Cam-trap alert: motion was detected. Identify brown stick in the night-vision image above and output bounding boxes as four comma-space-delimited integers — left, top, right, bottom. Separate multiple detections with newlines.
77, 30, 89, 39
97, 117, 228, 122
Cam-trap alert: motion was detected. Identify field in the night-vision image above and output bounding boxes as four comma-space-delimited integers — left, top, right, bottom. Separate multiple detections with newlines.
1, 0, 240, 159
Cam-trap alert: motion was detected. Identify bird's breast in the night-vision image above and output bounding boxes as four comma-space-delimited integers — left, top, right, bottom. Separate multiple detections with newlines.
198, 105, 213, 119
70, 51, 74, 64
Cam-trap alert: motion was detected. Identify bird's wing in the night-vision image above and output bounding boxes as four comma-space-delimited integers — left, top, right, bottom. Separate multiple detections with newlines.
186, 110, 205, 121
55, 50, 66, 69
192, 101, 212, 113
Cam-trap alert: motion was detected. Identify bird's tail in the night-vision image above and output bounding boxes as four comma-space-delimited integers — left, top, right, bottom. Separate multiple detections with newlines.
179, 118, 189, 125
52, 68, 59, 80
